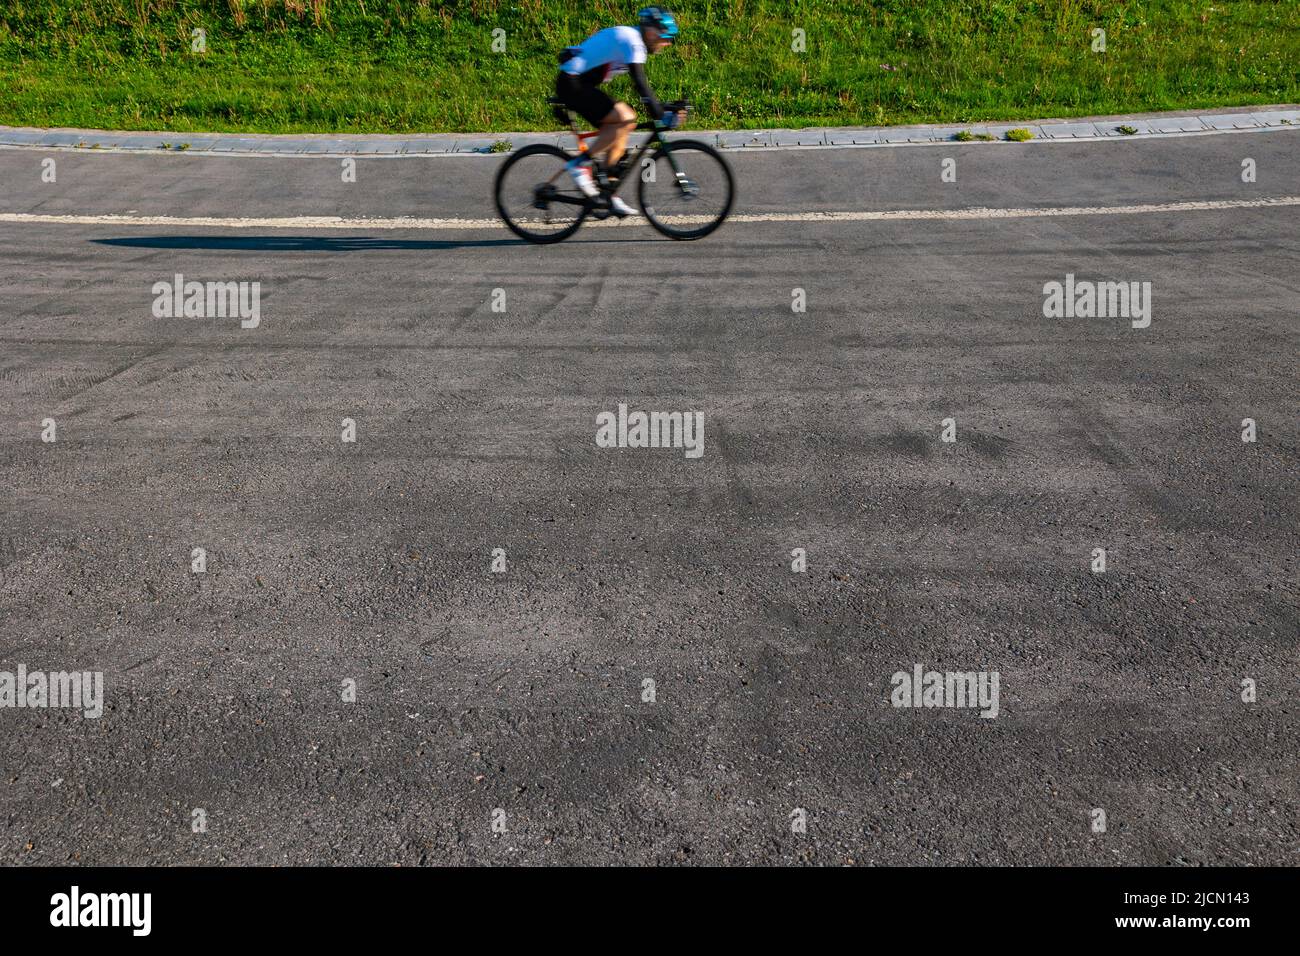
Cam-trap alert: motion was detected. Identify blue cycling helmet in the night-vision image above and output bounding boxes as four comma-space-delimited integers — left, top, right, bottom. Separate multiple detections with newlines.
638, 6, 679, 39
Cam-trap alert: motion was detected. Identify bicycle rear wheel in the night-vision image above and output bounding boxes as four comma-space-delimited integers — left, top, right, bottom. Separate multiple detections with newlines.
637, 139, 734, 240
494, 144, 590, 244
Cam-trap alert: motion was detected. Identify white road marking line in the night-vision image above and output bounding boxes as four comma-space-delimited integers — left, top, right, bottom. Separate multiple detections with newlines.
1, 195, 1297, 232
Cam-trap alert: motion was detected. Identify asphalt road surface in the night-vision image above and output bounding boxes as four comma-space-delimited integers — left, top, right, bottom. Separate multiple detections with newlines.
1, 130, 1297, 865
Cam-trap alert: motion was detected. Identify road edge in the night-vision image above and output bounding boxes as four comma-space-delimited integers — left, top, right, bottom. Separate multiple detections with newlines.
0, 106, 1296, 159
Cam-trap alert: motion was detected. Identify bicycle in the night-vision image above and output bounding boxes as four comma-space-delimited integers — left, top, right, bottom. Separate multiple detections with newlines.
493, 97, 735, 244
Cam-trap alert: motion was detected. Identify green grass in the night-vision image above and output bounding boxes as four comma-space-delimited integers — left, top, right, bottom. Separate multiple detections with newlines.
0, 1, 1296, 134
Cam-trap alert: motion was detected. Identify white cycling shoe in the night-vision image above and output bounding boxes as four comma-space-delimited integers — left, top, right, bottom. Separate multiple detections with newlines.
609, 197, 635, 218
567, 160, 599, 198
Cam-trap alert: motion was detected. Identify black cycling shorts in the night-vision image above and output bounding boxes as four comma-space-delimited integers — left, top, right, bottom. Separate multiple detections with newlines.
555, 71, 616, 128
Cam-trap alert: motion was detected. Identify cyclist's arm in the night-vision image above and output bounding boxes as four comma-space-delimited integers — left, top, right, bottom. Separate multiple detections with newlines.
627, 62, 665, 121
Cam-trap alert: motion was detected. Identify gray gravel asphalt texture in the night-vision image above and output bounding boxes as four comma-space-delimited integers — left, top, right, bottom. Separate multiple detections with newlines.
1, 130, 1297, 866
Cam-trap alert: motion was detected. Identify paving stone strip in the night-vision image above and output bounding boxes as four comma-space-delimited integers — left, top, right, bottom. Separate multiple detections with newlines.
1, 106, 1295, 157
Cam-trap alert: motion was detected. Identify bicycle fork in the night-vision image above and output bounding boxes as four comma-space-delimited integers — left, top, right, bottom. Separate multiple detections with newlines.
659, 148, 698, 196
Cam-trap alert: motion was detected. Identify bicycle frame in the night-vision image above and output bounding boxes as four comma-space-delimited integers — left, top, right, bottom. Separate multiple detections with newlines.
542, 113, 691, 207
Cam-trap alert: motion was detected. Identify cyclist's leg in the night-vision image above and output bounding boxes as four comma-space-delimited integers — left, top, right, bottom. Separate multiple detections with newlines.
588, 102, 638, 170
559, 74, 617, 152
556, 76, 635, 212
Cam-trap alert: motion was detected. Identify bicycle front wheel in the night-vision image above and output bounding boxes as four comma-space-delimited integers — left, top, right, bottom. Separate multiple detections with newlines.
494, 144, 589, 244
637, 139, 734, 240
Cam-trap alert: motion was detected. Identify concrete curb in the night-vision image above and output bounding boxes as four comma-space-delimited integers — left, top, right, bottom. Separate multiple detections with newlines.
1, 106, 1296, 158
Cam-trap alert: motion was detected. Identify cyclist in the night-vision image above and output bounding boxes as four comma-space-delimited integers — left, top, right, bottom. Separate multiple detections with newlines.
555, 6, 681, 216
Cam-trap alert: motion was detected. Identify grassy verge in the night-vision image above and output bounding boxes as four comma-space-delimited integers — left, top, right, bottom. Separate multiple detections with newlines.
1, 1, 1296, 134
